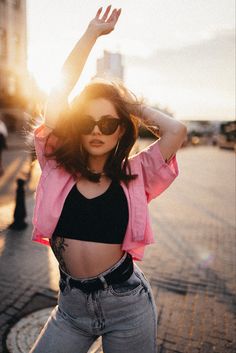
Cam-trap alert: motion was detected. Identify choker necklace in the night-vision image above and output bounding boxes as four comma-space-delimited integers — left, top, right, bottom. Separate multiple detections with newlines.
86, 167, 106, 176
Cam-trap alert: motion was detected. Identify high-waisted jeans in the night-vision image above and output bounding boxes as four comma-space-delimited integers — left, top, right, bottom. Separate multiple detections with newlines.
30, 252, 158, 353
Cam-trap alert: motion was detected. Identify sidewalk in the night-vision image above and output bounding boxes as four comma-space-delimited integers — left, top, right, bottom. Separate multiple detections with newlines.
0, 144, 235, 353
0, 132, 63, 352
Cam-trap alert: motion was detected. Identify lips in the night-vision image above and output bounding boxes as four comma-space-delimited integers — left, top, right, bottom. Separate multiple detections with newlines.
89, 139, 104, 146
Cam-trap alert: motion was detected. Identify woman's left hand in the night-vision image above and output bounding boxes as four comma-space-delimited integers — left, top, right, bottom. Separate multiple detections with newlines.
87, 5, 122, 38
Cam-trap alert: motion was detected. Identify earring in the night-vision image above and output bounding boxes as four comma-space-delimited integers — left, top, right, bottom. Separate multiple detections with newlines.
113, 140, 120, 157
79, 143, 85, 157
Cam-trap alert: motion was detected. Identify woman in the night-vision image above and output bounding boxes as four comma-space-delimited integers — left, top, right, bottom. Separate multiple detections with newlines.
30, 6, 187, 353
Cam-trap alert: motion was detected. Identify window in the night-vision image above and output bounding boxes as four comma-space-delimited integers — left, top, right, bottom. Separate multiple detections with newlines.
13, 34, 20, 63
0, 28, 7, 59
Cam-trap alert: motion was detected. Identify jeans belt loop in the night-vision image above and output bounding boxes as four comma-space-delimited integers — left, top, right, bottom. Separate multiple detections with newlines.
66, 275, 71, 288
98, 275, 109, 289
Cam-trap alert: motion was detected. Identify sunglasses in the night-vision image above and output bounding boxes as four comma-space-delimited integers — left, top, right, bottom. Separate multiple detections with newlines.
78, 115, 122, 135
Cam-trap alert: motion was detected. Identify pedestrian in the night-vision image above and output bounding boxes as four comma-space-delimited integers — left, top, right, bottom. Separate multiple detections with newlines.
30, 6, 187, 353
0, 119, 8, 177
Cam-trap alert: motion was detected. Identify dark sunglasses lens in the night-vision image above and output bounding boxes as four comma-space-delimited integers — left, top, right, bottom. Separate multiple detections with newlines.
79, 118, 95, 134
100, 118, 120, 135
79, 117, 120, 135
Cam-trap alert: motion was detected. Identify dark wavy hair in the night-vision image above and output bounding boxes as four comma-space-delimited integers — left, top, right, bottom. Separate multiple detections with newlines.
44, 79, 143, 183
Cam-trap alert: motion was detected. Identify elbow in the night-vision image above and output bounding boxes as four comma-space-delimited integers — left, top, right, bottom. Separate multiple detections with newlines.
178, 123, 188, 138
160, 121, 188, 145
170, 124, 187, 148
177, 124, 188, 145
172, 121, 188, 137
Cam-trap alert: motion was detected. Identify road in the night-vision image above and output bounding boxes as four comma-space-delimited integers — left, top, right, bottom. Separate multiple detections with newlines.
0, 136, 235, 353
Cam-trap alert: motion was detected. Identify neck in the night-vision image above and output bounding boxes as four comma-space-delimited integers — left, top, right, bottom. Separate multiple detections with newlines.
87, 155, 107, 174
86, 167, 106, 176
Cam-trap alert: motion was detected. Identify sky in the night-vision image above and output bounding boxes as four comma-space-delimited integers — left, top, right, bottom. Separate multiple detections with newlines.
27, 0, 235, 121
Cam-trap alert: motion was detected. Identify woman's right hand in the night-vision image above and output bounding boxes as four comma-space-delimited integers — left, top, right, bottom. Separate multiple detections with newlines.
87, 5, 122, 38
45, 5, 122, 126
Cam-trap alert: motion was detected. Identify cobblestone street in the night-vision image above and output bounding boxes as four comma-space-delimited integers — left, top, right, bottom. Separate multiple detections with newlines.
0, 142, 235, 353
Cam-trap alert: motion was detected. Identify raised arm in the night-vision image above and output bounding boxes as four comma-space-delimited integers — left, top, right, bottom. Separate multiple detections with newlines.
44, 5, 122, 130
138, 105, 187, 163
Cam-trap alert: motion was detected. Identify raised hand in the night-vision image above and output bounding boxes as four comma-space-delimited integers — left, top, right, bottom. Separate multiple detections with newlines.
46, 5, 122, 107
87, 5, 122, 38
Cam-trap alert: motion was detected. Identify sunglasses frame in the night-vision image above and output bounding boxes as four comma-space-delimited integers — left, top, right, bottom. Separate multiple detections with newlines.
79, 116, 122, 135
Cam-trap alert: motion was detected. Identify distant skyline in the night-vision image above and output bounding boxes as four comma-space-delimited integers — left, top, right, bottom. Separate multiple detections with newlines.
27, 0, 235, 121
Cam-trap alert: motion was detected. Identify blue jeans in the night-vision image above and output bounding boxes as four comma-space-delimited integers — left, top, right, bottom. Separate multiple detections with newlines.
30, 252, 158, 353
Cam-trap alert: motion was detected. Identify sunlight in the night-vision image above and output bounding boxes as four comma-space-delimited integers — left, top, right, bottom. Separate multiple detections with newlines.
28, 60, 63, 95
28, 45, 99, 97
27, 0, 235, 120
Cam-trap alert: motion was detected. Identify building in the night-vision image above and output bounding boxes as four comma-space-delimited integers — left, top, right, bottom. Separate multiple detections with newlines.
0, 0, 28, 108
96, 50, 124, 81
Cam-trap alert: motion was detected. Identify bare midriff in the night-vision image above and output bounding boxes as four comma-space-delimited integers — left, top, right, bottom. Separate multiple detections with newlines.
49, 176, 126, 278
50, 236, 125, 279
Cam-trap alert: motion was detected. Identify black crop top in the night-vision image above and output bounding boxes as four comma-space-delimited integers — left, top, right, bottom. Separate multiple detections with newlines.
52, 179, 129, 244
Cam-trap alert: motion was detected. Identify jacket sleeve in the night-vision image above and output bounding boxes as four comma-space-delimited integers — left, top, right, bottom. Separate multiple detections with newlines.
130, 139, 179, 202
33, 123, 58, 170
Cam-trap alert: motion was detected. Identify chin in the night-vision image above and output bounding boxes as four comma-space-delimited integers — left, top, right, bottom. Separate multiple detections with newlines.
84, 143, 111, 153
86, 148, 111, 158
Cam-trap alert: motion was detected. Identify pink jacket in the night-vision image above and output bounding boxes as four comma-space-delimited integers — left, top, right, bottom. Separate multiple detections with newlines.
32, 123, 179, 261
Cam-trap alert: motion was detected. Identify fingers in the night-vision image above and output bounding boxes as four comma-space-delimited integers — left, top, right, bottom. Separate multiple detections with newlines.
101, 5, 112, 21
107, 8, 122, 24
114, 8, 122, 23
96, 5, 121, 22
95, 7, 103, 19
107, 9, 117, 23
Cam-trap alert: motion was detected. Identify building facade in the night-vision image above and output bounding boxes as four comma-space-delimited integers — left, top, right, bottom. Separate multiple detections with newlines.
96, 50, 124, 81
0, 0, 27, 107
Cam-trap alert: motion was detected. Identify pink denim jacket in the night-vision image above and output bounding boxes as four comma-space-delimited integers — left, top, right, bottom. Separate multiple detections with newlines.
32, 124, 179, 261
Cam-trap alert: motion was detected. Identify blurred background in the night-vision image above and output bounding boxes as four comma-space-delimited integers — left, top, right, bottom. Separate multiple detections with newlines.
0, 1, 235, 353
0, 0, 235, 142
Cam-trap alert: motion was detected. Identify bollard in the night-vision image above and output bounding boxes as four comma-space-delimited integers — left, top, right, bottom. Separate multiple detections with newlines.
9, 178, 28, 230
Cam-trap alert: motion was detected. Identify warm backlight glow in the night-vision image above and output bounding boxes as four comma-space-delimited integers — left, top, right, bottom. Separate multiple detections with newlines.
27, 0, 235, 120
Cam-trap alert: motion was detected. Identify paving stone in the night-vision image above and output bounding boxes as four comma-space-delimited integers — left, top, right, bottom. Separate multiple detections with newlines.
0, 313, 12, 327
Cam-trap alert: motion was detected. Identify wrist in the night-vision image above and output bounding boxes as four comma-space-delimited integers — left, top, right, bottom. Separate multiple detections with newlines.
84, 25, 99, 41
